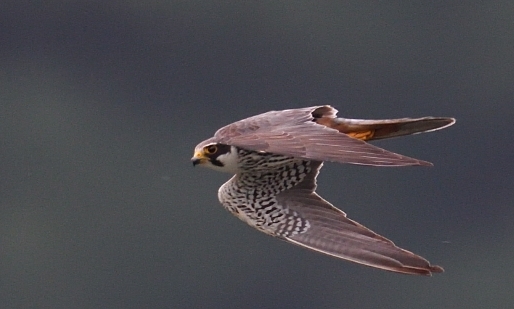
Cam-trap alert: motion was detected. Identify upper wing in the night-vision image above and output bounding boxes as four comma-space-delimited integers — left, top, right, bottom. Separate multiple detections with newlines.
212, 106, 454, 167
275, 161, 444, 275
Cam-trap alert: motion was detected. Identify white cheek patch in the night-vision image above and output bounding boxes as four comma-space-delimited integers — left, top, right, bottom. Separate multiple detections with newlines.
215, 146, 239, 174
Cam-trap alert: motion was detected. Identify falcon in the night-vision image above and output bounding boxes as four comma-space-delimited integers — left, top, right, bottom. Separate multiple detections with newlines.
191, 105, 455, 275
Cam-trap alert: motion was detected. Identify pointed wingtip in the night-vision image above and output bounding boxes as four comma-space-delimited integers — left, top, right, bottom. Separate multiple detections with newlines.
381, 263, 444, 276
372, 262, 444, 276
421, 117, 456, 133
430, 265, 445, 273
446, 117, 457, 126
418, 160, 434, 167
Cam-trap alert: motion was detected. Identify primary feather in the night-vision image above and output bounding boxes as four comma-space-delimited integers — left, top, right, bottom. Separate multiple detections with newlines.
192, 105, 454, 275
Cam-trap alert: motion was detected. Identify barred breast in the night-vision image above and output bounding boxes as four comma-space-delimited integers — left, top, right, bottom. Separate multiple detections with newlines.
218, 149, 312, 237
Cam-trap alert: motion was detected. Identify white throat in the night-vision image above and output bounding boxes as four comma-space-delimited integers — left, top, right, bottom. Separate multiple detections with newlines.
207, 146, 240, 174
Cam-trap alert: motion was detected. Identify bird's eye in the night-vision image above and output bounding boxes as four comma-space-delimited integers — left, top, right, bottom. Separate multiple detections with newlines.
205, 145, 218, 154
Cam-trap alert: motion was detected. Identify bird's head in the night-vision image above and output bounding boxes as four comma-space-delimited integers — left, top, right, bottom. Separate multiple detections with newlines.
191, 142, 239, 173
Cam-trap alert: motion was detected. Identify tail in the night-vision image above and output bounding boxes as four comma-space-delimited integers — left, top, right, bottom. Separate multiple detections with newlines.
315, 116, 456, 141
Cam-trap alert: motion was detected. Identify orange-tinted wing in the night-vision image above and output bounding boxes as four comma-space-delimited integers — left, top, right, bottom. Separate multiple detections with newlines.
212, 105, 454, 167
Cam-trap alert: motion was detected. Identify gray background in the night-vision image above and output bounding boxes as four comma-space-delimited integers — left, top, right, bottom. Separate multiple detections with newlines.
1, 1, 513, 308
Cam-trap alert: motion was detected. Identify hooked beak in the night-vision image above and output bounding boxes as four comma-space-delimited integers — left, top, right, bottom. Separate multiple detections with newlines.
191, 151, 207, 166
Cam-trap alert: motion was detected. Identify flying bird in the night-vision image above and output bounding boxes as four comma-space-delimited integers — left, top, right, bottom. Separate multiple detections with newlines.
192, 105, 455, 275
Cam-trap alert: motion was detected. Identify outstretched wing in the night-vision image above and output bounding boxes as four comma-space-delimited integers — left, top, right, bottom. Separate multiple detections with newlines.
275, 161, 444, 275
211, 105, 455, 167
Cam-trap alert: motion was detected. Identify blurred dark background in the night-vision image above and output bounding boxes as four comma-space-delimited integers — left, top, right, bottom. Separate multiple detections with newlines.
1, 1, 513, 308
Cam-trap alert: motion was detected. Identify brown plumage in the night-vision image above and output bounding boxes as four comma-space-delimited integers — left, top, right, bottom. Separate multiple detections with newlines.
192, 105, 454, 275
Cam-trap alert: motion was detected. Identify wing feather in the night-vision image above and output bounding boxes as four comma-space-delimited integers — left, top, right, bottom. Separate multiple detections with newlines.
275, 161, 444, 275
213, 106, 434, 166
